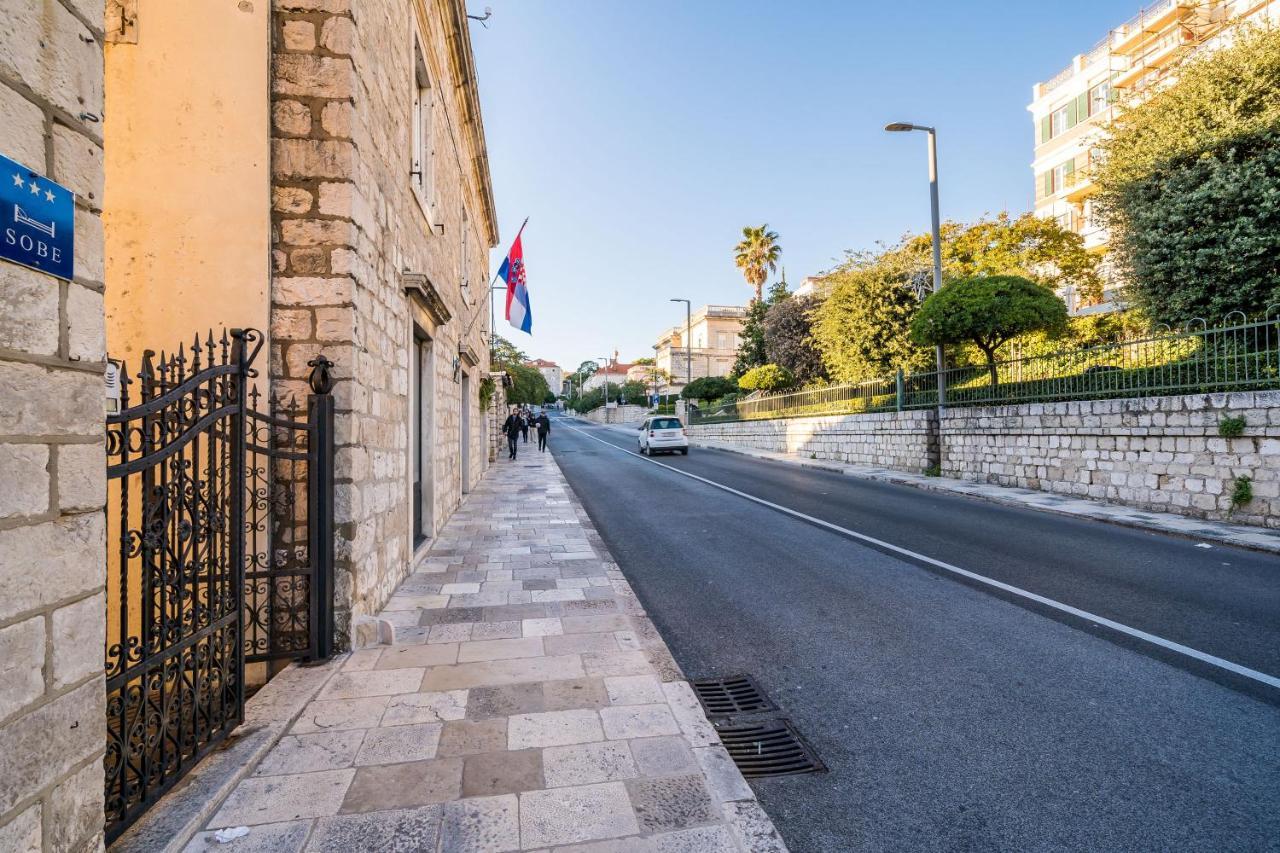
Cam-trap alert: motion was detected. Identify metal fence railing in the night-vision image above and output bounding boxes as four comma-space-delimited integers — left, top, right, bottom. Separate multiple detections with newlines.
690, 310, 1280, 425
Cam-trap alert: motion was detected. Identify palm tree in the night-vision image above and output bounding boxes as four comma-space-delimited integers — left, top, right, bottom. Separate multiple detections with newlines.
734, 225, 782, 303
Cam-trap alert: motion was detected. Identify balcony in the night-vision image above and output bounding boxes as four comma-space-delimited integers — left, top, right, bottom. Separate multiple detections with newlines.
1063, 168, 1094, 202
1110, 0, 1194, 54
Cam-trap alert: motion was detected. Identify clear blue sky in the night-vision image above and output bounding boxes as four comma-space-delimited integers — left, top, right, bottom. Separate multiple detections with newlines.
472, 0, 1133, 374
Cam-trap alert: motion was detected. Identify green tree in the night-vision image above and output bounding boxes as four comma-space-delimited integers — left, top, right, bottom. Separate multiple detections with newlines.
900, 212, 1100, 302
1093, 25, 1280, 321
764, 295, 827, 384
618, 380, 647, 404
910, 275, 1068, 390
731, 280, 790, 378
506, 363, 550, 406
490, 335, 528, 372
737, 364, 794, 392
734, 225, 782, 303
810, 250, 933, 383
681, 376, 737, 403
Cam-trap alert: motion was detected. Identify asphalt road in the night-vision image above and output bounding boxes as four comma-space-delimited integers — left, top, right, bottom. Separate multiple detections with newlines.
548, 417, 1280, 853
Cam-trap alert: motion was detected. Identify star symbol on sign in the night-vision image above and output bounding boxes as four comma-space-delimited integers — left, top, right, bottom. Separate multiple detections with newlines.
29, 181, 41, 196
11, 174, 23, 188
45, 190, 55, 202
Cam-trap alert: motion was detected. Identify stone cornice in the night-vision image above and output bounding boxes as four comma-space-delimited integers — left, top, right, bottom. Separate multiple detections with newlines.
403, 272, 453, 331
441, 0, 499, 248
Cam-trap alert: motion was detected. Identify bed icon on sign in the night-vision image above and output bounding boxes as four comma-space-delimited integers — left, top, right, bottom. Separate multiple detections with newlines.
1, 151, 75, 281
14, 205, 57, 238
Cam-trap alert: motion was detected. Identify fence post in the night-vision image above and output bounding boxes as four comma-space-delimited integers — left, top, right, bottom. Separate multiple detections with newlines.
895, 368, 905, 412
307, 355, 336, 660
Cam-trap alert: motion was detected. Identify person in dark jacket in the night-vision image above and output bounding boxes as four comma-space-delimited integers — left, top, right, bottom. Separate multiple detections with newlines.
519, 409, 530, 443
536, 413, 551, 452
502, 410, 521, 460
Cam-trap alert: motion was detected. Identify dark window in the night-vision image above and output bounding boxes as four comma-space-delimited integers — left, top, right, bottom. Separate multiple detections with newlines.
652, 418, 683, 430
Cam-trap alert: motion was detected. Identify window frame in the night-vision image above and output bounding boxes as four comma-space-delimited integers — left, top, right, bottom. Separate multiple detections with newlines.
1050, 105, 1069, 137
1088, 81, 1109, 116
410, 30, 438, 229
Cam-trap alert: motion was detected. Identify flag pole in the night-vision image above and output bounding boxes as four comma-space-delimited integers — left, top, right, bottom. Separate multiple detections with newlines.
467, 218, 529, 346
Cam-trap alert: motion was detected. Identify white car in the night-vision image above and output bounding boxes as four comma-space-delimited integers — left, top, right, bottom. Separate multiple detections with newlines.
637, 416, 689, 455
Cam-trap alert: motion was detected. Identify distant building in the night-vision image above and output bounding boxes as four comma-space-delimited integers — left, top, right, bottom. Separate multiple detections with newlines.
792, 275, 830, 299
1028, 0, 1277, 315
526, 358, 563, 397
583, 359, 634, 392
653, 304, 748, 393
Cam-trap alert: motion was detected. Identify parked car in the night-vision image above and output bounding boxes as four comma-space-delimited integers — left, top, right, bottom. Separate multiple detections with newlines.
637, 416, 689, 455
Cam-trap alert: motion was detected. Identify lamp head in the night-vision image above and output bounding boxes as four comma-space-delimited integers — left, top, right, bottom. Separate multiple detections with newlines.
884, 122, 916, 132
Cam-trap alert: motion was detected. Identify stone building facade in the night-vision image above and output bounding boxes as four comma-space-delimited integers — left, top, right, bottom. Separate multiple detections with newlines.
269, 0, 499, 642
0, 0, 109, 850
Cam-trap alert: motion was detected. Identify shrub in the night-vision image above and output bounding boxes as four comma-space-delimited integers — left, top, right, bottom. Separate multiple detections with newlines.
738, 364, 795, 392
681, 376, 737, 403
1218, 415, 1246, 438
1231, 476, 1253, 511
911, 275, 1068, 389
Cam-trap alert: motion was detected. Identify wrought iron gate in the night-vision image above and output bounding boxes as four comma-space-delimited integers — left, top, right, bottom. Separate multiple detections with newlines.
103, 329, 334, 841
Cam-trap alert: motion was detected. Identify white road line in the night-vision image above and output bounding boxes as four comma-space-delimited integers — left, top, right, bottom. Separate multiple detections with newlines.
559, 420, 1280, 692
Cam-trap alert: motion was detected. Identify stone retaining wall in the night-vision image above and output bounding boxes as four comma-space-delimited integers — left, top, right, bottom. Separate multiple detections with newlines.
0, 1, 108, 849
690, 410, 939, 474
688, 391, 1280, 528
941, 391, 1280, 528
585, 404, 650, 424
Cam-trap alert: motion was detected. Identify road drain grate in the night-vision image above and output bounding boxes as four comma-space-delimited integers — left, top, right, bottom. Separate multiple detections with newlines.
716, 720, 826, 778
692, 675, 777, 717
693, 675, 824, 779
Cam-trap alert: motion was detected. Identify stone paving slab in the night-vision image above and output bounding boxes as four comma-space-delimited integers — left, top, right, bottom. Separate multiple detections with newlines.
192, 447, 787, 852
672, 431, 1280, 555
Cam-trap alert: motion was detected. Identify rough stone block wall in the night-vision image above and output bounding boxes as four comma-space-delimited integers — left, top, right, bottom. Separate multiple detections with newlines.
487, 378, 508, 462
270, 0, 492, 646
689, 410, 939, 473
0, 0, 108, 850
585, 404, 650, 424
941, 392, 1280, 527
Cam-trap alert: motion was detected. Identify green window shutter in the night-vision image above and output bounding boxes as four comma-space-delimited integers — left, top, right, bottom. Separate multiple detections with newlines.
1077, 92, 1089, 119
1041, 116, 1051, 142
1064, 159, 1075, 177
1066, 99, 1077, 127
1043, 171, 1053, 196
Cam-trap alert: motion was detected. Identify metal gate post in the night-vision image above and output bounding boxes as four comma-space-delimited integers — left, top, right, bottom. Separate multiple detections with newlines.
307, 355, 336, 660
229, 329, 251, 722
895, 368, 905, 412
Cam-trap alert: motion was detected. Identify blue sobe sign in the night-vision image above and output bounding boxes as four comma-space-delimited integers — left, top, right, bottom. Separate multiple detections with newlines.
1, 152, 74, 281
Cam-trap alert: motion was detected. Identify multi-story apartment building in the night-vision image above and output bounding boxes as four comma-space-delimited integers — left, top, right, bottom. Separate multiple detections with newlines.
653, 304, 747, 393
1028, 0, 1276, 314
527, 358, 563, 396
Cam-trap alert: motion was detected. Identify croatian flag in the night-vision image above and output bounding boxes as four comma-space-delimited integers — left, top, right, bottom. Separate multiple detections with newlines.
500, 223, 531, 334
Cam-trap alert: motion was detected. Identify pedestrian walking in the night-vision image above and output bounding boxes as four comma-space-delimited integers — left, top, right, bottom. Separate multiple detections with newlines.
519, 409, 530, 443
502, 409, 521, 460
536, 412, 551, 452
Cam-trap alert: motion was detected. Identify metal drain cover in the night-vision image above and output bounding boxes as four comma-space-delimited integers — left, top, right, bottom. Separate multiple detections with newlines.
692, 675, 777, 717
716, 720, 826, 778
692, 674, 824, 779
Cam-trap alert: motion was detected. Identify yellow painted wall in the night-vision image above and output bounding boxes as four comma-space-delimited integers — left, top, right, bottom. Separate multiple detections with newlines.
104, 0, 270, 366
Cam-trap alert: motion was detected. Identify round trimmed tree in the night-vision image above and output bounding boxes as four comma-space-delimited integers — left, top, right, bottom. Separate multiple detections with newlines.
910, 275, 1067, 390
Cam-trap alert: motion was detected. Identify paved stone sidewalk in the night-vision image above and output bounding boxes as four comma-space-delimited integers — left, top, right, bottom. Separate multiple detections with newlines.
188, 446, 787, 852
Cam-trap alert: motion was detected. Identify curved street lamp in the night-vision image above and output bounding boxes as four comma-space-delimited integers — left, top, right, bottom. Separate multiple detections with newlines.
885, 121, 946, 409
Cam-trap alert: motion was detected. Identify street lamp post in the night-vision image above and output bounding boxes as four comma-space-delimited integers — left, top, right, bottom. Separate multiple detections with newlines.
670, 298, 691, 396
885, 122, 946, 410
597, 357, 610, 408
